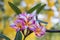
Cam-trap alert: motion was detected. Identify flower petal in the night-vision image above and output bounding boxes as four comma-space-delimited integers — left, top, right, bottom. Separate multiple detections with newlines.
10, 23, 20, 31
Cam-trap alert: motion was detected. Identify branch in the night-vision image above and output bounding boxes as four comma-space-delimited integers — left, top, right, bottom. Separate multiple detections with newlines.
46, 30, 60, 33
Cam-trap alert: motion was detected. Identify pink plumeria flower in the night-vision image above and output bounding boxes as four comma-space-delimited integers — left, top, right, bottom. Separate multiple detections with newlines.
10, 12, 46, 37
16, 12, 36, 21
33, 24, 46, 37
10, 12, 36, 31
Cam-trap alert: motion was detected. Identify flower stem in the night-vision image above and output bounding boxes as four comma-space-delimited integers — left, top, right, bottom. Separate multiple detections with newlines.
23, 36, 25, 40
23, 29, 33, 40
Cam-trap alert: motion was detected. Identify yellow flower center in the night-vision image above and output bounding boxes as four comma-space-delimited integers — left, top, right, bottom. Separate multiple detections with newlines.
16, 23, 22, 28
35, 28, 41, 34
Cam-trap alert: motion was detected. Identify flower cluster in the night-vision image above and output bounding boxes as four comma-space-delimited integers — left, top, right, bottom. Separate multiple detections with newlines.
10, 12, 46, 37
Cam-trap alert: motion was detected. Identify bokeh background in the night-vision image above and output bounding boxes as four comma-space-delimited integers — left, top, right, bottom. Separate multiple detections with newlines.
0, 0, 60, 40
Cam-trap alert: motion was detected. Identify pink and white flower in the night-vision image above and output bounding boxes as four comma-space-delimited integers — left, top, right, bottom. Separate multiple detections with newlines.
11, 12, 36, 31
34, 25, 46, 37
10, 12, 46, 37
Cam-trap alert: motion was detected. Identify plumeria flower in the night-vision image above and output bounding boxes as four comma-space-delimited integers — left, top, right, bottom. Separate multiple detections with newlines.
10, 12, 46, 38
11, 12, 36, 31
34, 26, 46, 37
10, 19, 26, 31
33, 22, 46, 37
16, 12, 36, 21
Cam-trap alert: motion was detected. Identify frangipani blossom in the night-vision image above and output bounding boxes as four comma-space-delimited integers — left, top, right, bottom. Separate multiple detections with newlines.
34, 26, 46, 37
10, 12, 46, 37
32, 21, 46, 37
11, 12, 36, 31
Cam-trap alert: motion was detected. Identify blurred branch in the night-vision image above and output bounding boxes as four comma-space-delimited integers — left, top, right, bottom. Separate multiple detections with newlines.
46, 30, 60, 33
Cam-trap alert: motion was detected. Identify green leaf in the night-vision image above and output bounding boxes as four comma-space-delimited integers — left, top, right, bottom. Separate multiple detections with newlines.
15, 30, 22, 40
36, 4, 46, 14
27, 3, 41, 13
8, 2, 21, 15
0, 34, 10, 40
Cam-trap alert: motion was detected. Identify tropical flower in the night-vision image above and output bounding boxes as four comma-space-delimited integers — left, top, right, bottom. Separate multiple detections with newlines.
10, 12, 46, 37
34, 25, 46, 37
11, 12, 36, 31
31, 21, 46, 37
